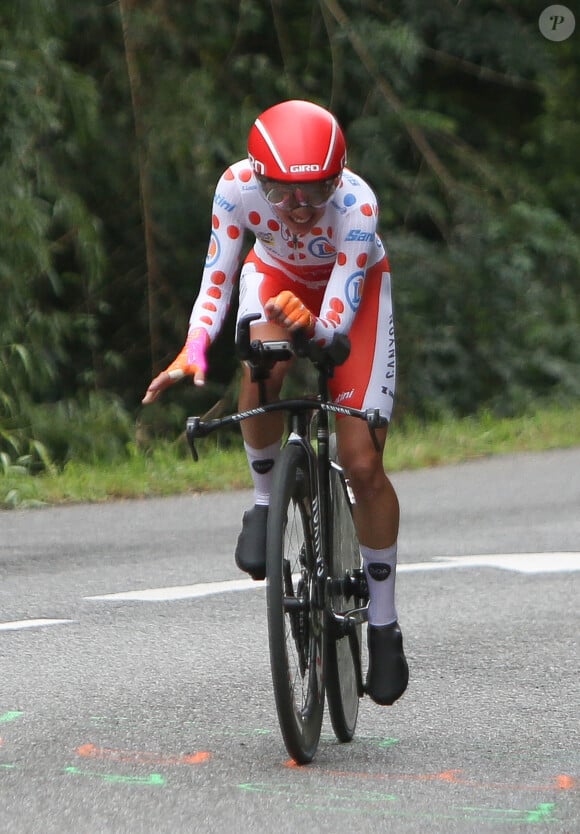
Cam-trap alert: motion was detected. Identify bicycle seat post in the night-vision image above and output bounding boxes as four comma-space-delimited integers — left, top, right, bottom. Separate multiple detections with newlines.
290, 408, 310, 439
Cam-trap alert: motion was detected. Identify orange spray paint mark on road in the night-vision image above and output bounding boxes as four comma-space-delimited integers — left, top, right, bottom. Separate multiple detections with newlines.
283, 761, 576, 792
76, 743, 211, 766
555, 774, 575, 790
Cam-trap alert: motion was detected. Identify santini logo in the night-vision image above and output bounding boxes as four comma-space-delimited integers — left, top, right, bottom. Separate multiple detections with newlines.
346, 229, 375, 242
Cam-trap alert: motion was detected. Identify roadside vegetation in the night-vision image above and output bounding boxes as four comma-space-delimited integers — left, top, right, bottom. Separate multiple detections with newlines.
2, 402, 579, 509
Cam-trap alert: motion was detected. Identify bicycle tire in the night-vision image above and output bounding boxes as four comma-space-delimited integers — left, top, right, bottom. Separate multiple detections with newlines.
325, 460, 363, 742
266, 443, 325, 764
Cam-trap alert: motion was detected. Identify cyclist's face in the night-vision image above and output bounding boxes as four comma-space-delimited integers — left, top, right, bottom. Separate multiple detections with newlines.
258, 176, 339, 235
274, 203, 325, 235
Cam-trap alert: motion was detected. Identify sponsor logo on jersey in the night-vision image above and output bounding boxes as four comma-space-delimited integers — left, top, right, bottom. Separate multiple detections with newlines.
381, 314, 396, 395
346, 271, 364, 310
205, 232, 220, 267
214, 193, 236, 212
345, 229, 375, 243
335, 388, 355, 404
256, 232, 275, 246
308, 237, 336, 258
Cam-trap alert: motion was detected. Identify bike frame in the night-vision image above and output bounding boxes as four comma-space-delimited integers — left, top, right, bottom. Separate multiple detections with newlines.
186, 318, 387, 675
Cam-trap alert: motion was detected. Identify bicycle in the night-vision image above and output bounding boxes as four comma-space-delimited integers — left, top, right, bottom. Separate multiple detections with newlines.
186, 314, 388, 763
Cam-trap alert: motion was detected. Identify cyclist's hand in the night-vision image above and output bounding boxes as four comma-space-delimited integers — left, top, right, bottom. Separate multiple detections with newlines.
265, 290, 315, 336
142, 328, 209, 404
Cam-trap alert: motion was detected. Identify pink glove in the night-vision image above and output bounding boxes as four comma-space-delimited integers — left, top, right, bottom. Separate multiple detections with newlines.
142, 328, 209, 404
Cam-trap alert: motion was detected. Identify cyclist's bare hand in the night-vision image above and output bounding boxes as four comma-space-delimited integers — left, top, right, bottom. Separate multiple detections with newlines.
142, 328, 209, 404
265, 290, 315, 336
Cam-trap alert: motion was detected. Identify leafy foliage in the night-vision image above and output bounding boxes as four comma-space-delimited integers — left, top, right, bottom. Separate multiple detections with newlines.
1, 0, 579, 470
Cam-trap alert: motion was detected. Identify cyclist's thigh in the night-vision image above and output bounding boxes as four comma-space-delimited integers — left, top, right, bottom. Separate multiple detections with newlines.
237, 257, 269, 326
330, 257, 395, 421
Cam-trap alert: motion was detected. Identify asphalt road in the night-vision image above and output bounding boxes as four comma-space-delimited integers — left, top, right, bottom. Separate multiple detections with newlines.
1, 448, 579, 833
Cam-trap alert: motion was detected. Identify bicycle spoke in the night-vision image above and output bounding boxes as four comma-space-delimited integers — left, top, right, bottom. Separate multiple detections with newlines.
325, 461, 364, 742
267, 444, 324, 764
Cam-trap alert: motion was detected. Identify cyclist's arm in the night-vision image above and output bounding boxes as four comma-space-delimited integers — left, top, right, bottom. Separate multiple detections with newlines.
142, 164, 247, 404
188, 164, 247, 343
312, 198, 383, 344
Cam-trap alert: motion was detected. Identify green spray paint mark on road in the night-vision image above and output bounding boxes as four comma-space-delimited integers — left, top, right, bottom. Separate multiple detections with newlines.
238, 783, 561, 825
0, 711, 24, 723
64, 767, 166, 786
461, 803, 558, 824
377, 737, 399, 748
526, 803, 557, 823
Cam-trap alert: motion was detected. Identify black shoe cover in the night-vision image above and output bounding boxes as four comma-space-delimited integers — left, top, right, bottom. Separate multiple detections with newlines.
366, 621, 409, 705
234, 505, 268, 580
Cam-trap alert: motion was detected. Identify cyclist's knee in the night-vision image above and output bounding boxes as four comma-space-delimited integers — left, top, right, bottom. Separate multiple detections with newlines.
344, 453, 387, 497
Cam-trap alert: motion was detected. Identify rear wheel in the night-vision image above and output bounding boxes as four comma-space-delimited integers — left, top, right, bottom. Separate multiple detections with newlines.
325, 460, 364, 742
266, 444, 324, 764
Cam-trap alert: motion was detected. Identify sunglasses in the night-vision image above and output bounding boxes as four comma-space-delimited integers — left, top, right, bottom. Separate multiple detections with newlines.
258, 178, 338, 209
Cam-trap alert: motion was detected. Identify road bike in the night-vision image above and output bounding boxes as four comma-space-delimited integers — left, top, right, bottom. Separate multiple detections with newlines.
186, 315, 388, 763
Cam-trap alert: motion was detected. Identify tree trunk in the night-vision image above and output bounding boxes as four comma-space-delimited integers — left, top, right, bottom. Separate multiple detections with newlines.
118, 0, 163, 374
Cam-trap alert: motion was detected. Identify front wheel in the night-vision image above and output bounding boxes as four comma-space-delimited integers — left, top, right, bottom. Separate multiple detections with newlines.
266, 443, 325, 764
325, 462, 364, 742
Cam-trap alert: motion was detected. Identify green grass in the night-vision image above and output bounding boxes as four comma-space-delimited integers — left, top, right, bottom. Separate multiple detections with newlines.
2, 403, 580, 509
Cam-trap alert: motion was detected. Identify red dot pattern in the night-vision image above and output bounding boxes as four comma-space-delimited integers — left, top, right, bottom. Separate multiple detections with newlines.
195, 163, 384, 340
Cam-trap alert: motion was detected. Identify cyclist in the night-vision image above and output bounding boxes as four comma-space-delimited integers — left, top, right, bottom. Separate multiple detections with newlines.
142, 100, 408, 706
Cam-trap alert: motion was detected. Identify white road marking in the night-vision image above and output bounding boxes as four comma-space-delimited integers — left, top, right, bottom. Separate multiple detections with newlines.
85, 552, 580, 602
3, 554, 575, 632
399, 552, 580, 574
85, 578, 264, 602
0, 618, 74, 632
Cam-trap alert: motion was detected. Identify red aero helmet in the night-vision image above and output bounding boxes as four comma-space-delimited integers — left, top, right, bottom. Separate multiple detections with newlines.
248, 100, 347, 183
